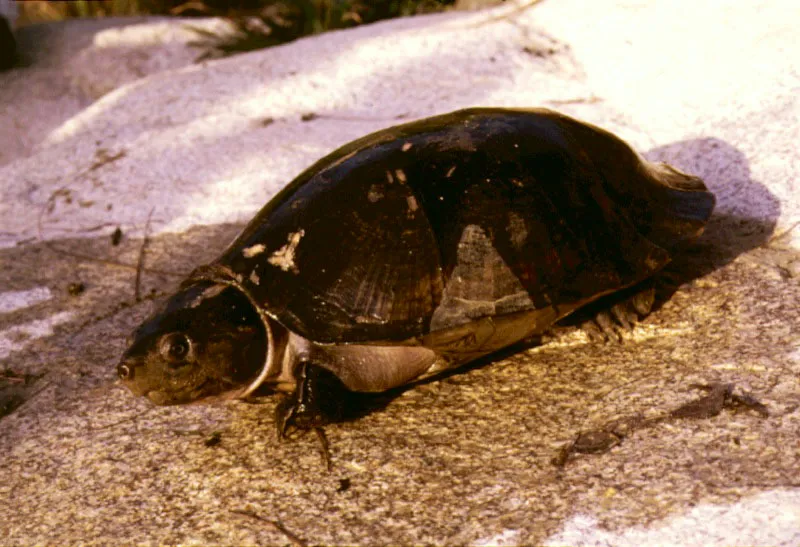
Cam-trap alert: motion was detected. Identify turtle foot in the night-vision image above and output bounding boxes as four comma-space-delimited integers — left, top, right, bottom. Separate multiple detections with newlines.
274, 361, 350, 471
581, 284, 656, 342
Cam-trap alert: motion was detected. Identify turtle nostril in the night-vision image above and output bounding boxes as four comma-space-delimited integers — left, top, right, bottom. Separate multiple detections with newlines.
118, 363, 133, 380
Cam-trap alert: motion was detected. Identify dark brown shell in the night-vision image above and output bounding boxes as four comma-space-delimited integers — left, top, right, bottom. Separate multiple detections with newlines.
195, 108, 714, 344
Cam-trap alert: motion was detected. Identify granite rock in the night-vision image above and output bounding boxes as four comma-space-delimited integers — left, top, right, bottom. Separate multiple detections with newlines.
0, 1, 798, 544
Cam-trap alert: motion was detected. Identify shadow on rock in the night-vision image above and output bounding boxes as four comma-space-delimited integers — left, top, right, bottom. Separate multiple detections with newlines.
647, 137, 780, 308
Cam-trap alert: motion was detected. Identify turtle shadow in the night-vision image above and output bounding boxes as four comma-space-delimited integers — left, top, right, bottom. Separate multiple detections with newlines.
646, 137, 780, 310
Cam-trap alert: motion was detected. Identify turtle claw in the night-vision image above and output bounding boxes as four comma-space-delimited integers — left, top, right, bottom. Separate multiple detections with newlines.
591, 310, 624, 342
274, 396, 297, 440
273, 365, 326, 439
627, 286, 656, 316
273, 361, 349, 470
584, 285, 656, 342
274, 394, 332, 471
610, 301, 637, 330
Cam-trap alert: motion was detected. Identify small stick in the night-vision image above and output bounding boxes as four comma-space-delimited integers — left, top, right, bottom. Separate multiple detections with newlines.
0, 375, 26, 383
231, 509, 308, 547
134, 208, 155, 301
763, 220, 798, 246
466, 0, 546, 27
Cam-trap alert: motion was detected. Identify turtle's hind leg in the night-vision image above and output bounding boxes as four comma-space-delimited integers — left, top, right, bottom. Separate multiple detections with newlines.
593, 284, 656, 340
567, 282, 657, 342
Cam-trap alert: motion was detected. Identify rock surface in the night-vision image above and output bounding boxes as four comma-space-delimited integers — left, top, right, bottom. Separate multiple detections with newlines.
0, 16, 234, 166
1, 0, 798, 545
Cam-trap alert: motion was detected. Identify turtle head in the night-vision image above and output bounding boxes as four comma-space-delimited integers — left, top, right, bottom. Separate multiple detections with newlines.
118, 281, 270, 405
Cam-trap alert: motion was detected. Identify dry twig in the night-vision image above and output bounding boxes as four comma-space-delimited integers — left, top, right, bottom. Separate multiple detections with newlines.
231, 509, 308, 547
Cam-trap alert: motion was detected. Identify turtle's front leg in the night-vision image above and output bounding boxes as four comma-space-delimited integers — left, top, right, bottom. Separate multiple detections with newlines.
274, 361, 349, 470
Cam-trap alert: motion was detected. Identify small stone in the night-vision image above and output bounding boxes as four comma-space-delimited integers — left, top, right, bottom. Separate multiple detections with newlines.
67, 282, 85, 296
111, 227, 123, 246
204, 431, 222, 447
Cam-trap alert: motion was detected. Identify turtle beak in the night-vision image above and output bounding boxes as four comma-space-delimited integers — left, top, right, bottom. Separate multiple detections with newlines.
117, 357, 151, 397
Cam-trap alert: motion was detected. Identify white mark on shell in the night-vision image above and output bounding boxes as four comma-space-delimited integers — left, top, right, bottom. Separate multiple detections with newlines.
189, 284, 226, 308
242, 244, 266, 258
268, 229, 305, 273
402, 142, 413, 152
430, 224, 533, 332
249, 270, 260, 285
645, 254, 663, 270
511, 178, 524, 188
446, 165, 457, 178
368, 184, 384, 202
507, 211, 528, 249
395, 169, 407, 183
513, 143, 519, 149
406, 195, 418, 217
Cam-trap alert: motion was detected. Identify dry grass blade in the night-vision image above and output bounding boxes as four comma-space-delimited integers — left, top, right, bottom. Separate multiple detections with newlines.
134, 207, 155, 302
466, 0, 545, 26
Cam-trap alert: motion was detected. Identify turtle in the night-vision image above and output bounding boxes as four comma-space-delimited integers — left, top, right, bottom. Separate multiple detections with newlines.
118, 107, 715, 442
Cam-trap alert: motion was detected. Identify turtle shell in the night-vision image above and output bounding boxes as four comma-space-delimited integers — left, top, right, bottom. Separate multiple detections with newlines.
196, 108, 714, 344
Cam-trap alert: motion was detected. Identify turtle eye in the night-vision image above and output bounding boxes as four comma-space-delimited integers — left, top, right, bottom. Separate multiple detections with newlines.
159, 333, 193, 366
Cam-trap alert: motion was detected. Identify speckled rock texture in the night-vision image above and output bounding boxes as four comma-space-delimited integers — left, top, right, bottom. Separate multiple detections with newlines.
1, 1, 798, 545
0, 16, 234, 166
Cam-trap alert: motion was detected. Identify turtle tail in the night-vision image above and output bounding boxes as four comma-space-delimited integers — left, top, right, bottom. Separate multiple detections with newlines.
635, 161, 716, 252
559, 112, 716, 253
